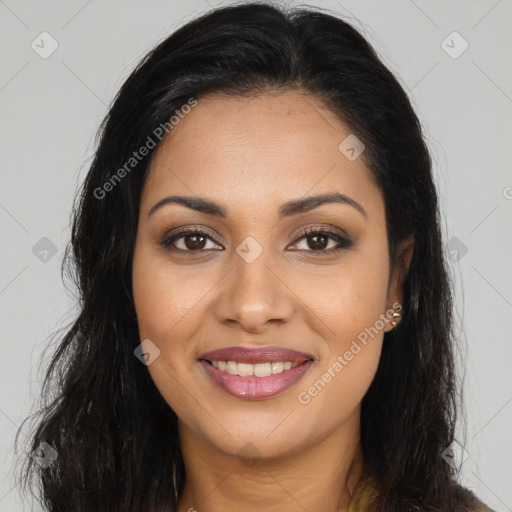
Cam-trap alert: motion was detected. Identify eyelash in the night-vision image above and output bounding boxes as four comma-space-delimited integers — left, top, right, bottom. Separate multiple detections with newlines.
159, 226, 352, 255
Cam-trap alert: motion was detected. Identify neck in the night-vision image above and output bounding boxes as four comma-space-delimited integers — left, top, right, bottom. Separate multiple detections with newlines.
177, 411, 364, 512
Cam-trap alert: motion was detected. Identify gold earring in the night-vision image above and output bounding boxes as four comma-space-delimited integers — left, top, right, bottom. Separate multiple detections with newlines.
390, 310, 401, 328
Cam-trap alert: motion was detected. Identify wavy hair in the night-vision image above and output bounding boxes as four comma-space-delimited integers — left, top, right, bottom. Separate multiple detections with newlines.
16, 2, 483, 511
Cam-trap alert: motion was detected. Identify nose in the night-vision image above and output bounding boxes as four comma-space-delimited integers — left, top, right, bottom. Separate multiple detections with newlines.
213, 248, 295, 334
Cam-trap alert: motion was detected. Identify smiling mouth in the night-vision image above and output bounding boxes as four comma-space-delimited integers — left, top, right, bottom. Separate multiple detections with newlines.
201, 358, 314, 377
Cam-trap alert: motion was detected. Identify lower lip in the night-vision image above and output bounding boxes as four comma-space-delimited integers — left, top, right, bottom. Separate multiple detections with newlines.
200, 360, 314, 400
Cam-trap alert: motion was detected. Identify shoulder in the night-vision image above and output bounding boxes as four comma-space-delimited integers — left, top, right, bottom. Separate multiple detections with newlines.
454, 482, 496, 512
471, 499, 496, 512
344, 479, 378, 511
345, 479, 496, 512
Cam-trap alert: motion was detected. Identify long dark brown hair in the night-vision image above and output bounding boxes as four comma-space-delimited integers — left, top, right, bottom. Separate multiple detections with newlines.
16, 2, 485, 511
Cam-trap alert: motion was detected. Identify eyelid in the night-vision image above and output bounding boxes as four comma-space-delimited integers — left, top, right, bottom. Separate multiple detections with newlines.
288, 225, 352, 253
160, 225, 223, 244
291, 223, 350, 240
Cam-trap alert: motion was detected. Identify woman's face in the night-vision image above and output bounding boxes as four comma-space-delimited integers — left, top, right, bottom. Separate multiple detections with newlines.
132, 90, 406, 461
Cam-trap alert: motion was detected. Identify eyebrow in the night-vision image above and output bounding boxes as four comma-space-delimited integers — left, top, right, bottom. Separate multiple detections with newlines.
147, 192, 367, 220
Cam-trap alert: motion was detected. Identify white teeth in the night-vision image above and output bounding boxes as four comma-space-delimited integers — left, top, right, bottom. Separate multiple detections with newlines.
237, 363, 254, 376
209, 360, 301, 377
271, 362, 283, 374
254, 362, 272, 377
226, 361, 238, 375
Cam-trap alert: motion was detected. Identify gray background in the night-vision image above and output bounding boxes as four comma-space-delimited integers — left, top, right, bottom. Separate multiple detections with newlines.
1, 0, 511, 510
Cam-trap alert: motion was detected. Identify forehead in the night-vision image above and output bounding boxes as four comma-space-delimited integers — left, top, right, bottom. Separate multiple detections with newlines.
141, 90, 383, 220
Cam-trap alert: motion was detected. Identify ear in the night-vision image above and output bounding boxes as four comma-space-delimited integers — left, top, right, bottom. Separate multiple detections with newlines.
384, 236, 414, 332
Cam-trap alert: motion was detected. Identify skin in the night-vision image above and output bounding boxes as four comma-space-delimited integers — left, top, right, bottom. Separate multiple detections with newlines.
132, 89, 413, 512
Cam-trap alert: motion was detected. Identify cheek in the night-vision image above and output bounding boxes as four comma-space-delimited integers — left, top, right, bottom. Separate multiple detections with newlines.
294, 250, 388, 411
131, 242, 216, 415
292, 249, 389, 347
294, 277, 386, 435
132, 241, 209, 344
296, 338, 381, 447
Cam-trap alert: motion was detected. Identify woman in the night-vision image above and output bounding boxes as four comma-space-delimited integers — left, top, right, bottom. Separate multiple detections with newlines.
16, 2, 495, 511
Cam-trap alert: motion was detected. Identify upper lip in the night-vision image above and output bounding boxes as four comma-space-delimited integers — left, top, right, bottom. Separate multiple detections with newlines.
200, 346, 314, 364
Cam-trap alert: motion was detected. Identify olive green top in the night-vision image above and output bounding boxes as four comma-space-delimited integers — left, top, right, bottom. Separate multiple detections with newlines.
340, 480, 496, 512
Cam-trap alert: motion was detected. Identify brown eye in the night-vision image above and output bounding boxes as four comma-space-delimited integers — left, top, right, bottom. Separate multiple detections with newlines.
305, 233, 329, 251
182, 234, 207, 251
160, 228, 222, 252
290, 228, 352, 254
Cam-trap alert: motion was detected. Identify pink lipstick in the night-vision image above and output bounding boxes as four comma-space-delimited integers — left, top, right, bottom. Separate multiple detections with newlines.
199, 346, 315, 400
